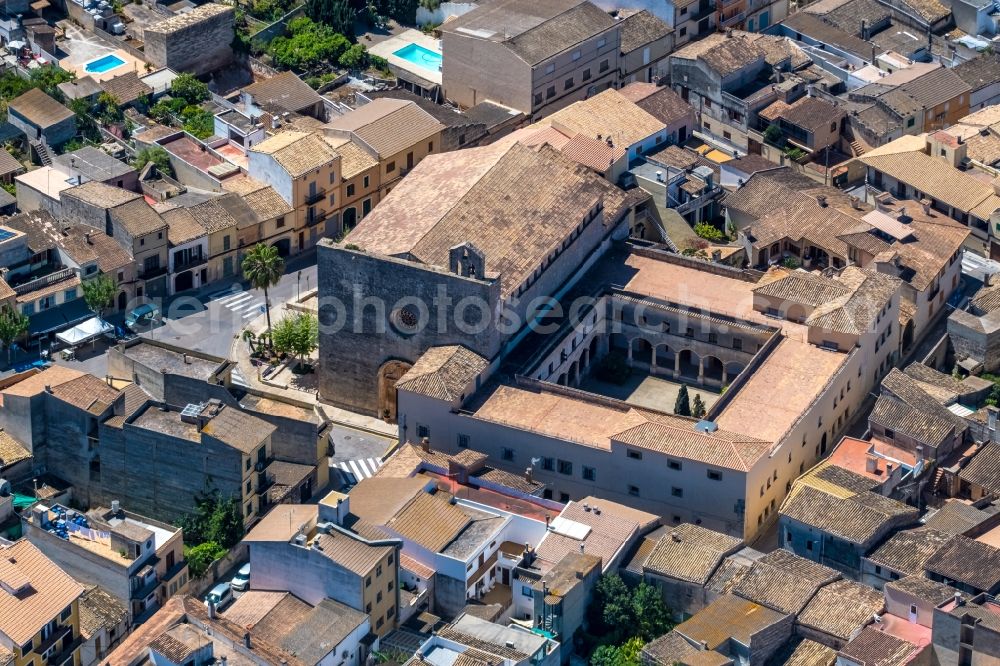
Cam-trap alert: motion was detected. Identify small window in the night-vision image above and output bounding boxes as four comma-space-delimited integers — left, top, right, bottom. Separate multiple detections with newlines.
583, 68, 591, 81
522, 584, 533, 598
387, 161, 396, 173
542, 457, 555, 471
428, 141, 434, 152
534, 93, 543, 105
377, 591, 383, 603
347, 184, 355, 197
627, 449, 643, 460
907, 117, 915, 128
363, 175, 370, 188
597, 38, 607, 48
546, 86, 556, 99
376, 565, 382, 576
885, 428, 895, 438
707, 470, 722, 481
685, 327, 694, 337
245, 480, 251, 494
668, 459, 682, 471
60, 606, 71, 621
376, 617, 384, 629
572, 50, 581, 60
560, 492, 570, 503
545, 63, 555, 74
387, 605, 395, 618
558, 459, 573, 475
679, 26, 687, 36
723, 131, 732, 140
416, 424, 430, 439
671, 486, 683, 497
502, 447, 515, 461
158, 232, 163, 240
365, 576, 372, 587
704, 98, 712, 109
276, 217, 285, 228
733, 337, 743, 351
628, 485, 640, 496
583, 466, 596, 481
599, 59, 609, 73
366, 602, 372, 613
875, 565, 883, 575
806, 540, 813, 551
564, 77, 574, 90
457, 434, 470, 448
330, 171, 336, 184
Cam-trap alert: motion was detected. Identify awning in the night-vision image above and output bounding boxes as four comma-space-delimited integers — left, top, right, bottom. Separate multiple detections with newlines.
55, 316, 112, 346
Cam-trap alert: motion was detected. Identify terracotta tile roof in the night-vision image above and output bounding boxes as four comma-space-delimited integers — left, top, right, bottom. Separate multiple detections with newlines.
705, 550, 757, 596
57, 227, 134, 274
880, 367, 968, 434
0, 539, 84, 645
544, 89, 666, 155
870, 394, 956, 449
559, 134, 618, 172
346, 476, 429, 526
345, 142, 629, 298
200, 405, 275, 453
642, 630, 731, 666
733, 549, 840, 615
897, 68, 971, 109
243, 71, 322, 115
50, 374, 119, 414
860, 136, 1000, 220
223, 590, 288, 628
15, 273, 80, 305
435, 627, 529, 661
779, 12, 874, 61
642, 524, 742, 584
0, 430, 29, 468
619, 9, 671, 52
774, 638, 837, 666
960, 441, 1000, 495
753, 269, 852, 306
535, 499, 651, 572
797, 579, 884, 642
63, 180, 143, 209
327, 98, 444, 159
865, 527, 951, 576
675, 593, 789, 651
109, 198, 168, 237
504, 1, 615, 65
312, 529, 394, 576
396, 345, 488, 402
162, 208, 206, 245
244, 504, 318, 542
620, 84, 694, 128
240, 183, 293, 222
147, 2, 233, 33
100, 71, 152, 105
922, 500, 995, 535
9, 87, 74, 128
954, 52, 1000, 92
838, 626, 917, 666
79, 585, 128, 639
724, 168, 868, 223
781, 482, 918, 545
187, 193, 257, 233
0, 147, 22, 177
671, 31, 765, 77
324, 137, 379, 179
3, 365, 85, 397
251, 131, 339, 179
387, 491, 470, 552
103, 383, 149, 429
925, 535, 1000, 592
884, 575, 956, 606
762, 96, 845, 133
400, 552, 435, 579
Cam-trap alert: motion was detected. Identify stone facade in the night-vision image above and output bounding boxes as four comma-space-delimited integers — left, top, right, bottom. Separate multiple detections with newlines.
143, 4, 235, 77
948, 308, 1000, 374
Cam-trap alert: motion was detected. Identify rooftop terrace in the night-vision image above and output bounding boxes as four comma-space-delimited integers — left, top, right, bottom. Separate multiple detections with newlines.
121, 341, 222, 380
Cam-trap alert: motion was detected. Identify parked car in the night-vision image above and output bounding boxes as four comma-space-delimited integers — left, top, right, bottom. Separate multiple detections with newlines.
204, 582, 233, 610
230, 563, 250, 592
125, 303, 159, 331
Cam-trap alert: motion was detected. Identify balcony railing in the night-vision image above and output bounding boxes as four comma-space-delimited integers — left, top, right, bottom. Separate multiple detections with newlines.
173, 254, 207, 271
12, 267, 75, 296
139, 265, 168, 281
721, 11, 745, 26
304, 189, 327, 205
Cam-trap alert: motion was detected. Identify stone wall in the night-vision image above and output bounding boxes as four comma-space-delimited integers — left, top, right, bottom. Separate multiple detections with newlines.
143, 4, 235, 77
948, 309, 1000, 374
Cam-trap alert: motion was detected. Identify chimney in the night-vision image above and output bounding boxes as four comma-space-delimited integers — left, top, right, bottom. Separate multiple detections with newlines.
85, 231, 92, 245
183, 353, 191, 364
525, 467, 533, 484
655, 170, 663, 182
988, 406, 999, 440
712, 249, 722, 261
955, 592, 964, 606
816, 194, 828, 208
886, 462, 893, 474
865, 455, 878, 473
44, 384, 52, 394
579, 543, 585, 553
671, 531, 681, 542
726, 27, 733, 37
920, 198, 931, 215
850, 196, 862, 210
243, 632, 251, 649
875, 191, 893, 211
208, 601, 217, 619
420, 436, 430, 452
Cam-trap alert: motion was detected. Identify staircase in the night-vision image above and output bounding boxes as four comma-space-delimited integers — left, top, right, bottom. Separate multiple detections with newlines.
850, 139, 866, 157
30, 140, 52, 166
931, 467, 946, 494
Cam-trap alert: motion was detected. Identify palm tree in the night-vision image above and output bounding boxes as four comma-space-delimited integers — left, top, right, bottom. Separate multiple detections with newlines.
241, 243, 285, 345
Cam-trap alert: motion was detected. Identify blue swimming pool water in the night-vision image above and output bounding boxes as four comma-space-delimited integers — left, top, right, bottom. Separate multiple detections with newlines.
393, 43, 442, 70
85, 54, 126, 74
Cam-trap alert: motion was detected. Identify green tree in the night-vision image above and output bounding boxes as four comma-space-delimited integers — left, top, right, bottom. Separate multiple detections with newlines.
631, 582, 672, 641
82, 274, 117, 317
590, 637, 644, 666
181, 106, 215, 139
185, 541, 226, 578
29, 66, 75, 99
96, 92, 123, 125
271, 312, 319, 366
132, 146, 173, 176
763, 123, 783, 146
0, 305, 28, 363
242, 243, 285, 340
206, 496, 245, 549
304, 0, 356, 37
170, 73, 209, 106
674, 384, 691, 416
338, 42, 368, 69
691, 393, 706, 419
592, 574, 633, 643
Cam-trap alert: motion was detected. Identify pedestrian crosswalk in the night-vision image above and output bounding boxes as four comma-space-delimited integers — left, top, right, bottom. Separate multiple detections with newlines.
335, 457, 384, 483
214, 291, 267, 319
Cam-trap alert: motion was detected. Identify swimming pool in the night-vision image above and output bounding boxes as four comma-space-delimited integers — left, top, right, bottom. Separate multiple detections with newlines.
392, 43, 442, 70
85, 54, 126, 74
